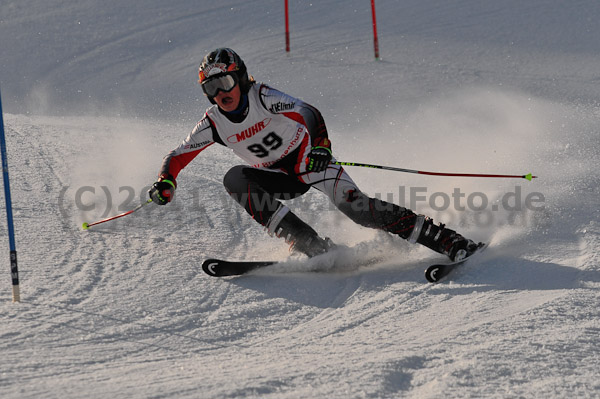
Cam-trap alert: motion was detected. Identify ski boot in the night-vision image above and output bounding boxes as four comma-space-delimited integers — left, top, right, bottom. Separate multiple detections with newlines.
266, 205, 335, 257
408, 215, 481, 261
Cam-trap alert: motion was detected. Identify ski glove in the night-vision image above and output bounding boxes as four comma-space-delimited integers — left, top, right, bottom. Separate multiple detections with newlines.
306, 138, 332, 173
148, 177, 176, 205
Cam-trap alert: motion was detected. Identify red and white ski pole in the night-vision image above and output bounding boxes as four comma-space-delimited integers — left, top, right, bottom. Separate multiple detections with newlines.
82, 199, 152, 230
335, 161, 537, 181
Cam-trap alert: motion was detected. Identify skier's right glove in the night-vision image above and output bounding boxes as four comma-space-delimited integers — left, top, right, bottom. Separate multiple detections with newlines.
148, 176, 176, 205
306, 137, 332, 173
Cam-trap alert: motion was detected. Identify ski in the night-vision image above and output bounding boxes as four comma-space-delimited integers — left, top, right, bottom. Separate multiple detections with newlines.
202, 251, 383, 277
202, 258, 277, 277
203, 243, 486, 280
425, 243, 487, 283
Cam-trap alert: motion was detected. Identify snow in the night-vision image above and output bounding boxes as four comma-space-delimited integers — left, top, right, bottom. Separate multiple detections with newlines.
1, 0, 599, 397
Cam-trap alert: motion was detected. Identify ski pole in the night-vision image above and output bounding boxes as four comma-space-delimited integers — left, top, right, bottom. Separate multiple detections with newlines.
334, 161, 537, 181
82, 199, 152, 230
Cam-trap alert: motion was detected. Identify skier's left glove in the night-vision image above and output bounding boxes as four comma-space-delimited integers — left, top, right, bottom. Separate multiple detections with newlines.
306, 137, 332, 173
148, 175, 176, 205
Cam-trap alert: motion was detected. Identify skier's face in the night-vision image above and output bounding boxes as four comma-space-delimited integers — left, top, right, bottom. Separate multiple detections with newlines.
214, 83, 241, 112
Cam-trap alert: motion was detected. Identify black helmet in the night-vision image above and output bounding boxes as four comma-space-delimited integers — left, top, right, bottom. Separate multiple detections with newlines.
198, 48, 252, 96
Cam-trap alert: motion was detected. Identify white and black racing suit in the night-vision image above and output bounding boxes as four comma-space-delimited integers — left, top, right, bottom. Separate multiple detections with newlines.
157, 82, 474, 259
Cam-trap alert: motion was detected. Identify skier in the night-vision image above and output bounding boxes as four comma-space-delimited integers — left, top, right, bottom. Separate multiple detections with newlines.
149, 48, 481, 261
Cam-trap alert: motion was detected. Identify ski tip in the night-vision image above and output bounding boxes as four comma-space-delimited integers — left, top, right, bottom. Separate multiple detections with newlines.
425, 242, 487, 283
82, 222, 89, 230
425, 266, 442, 283
202, 259, 220, 277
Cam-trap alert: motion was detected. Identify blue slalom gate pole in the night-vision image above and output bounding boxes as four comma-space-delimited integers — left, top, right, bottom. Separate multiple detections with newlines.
0, 91, 20, 302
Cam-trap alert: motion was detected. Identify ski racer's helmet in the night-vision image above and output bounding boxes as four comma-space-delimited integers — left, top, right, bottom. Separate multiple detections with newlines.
198, 48, 252, 100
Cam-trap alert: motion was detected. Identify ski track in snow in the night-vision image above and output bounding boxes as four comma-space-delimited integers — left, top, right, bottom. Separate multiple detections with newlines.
1, 0, 600, 398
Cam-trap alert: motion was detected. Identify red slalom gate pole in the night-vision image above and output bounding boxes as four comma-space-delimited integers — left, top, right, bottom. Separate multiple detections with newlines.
371, 0, 380, 60
285, 0, 290, 52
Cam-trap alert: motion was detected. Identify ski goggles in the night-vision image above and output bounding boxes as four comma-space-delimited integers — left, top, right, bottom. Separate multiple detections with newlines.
201, 73, 238, 97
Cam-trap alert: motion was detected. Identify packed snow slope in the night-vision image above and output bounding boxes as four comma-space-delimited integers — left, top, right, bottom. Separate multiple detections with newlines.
1, 1, 599, 398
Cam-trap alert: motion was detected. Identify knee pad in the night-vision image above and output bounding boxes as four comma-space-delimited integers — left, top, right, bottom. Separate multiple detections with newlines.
223, 165, 249, 194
